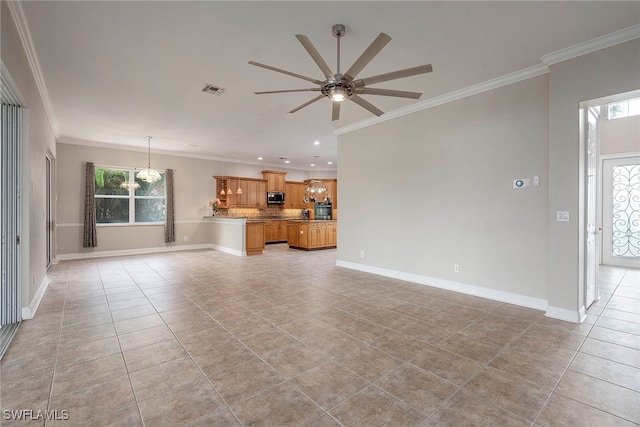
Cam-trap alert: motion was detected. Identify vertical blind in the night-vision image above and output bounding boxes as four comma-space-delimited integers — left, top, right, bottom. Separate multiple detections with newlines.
1, 73, 23, 357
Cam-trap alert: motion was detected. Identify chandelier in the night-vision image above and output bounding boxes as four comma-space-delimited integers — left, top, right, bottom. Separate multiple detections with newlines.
137, 136, 162, 183
305, 179, 327, 203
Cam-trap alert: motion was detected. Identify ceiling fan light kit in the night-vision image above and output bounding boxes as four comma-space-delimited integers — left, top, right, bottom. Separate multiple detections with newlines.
250, 24, 432, 121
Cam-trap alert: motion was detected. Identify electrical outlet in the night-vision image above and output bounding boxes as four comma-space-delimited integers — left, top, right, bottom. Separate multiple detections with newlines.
183, 236, 188, 242
454, 264, 460, 273
360, 250, 365, 258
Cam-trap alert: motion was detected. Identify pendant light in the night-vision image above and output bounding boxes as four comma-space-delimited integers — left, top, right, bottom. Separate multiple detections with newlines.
226, 162, 233, 195
305, 157, 327, 202
137, 136, 161, 183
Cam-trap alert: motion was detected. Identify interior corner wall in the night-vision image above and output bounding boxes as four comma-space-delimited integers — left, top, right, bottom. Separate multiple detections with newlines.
547, 38, 640, 319
337, 75, 550, 307
2, 1, 57, 309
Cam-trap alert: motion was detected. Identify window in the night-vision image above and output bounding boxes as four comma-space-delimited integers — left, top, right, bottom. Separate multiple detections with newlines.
94, 167, 166, 224
607, 97, 640, 120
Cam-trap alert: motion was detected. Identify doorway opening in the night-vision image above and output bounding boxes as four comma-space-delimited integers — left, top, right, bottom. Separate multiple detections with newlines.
581, 90, 640, 312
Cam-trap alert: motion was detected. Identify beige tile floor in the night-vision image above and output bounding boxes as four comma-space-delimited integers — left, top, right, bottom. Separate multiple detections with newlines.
1, 244, 639, 426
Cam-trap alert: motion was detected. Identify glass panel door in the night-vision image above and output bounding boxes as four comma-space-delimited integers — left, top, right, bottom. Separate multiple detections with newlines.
602, 156, 640, 268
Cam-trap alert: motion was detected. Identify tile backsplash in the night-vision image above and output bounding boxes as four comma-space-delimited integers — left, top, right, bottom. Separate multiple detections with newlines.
216, 206, 304, 219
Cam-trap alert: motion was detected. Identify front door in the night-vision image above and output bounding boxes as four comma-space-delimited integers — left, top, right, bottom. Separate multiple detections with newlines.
602, 155, 640, 268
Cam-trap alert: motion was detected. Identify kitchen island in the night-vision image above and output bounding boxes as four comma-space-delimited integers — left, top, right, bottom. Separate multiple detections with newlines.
287, 220, 337, 250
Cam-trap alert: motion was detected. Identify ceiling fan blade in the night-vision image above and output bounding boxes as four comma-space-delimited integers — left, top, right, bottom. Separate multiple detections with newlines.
248, 61, 323, 85
288, 95, 326, 114
360, 64, 433, 86
355, 88, 422, 99
344, 32, 392, 82
350, 94, 384, 117
295, 35, 334, 80
254, 88, 321, 95
332, 102, 341, 121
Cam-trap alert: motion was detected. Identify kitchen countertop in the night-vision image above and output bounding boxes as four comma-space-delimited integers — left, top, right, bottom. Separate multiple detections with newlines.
287, 219, 337, 223
204, 217, 336, 223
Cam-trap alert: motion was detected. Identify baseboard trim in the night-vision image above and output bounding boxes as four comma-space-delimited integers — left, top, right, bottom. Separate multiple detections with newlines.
545, 305, 584, 323
56, 243, 248, 261
210, 244, 246, 257
22, 276, 49, 320
336, 260, 548, 311
57, 244, 216, 261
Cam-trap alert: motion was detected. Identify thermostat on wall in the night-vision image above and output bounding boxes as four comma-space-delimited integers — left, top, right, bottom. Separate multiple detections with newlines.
513, 178, 530, 189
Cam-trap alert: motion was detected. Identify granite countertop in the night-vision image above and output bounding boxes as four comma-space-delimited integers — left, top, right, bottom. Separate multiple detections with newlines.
206, 216, 332, 223
287, 219, 337, 223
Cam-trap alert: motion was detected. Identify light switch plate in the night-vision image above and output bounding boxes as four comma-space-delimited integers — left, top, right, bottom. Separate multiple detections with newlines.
557, 211, 569, 222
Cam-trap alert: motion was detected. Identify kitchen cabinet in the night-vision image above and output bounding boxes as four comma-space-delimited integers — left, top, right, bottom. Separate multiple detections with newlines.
287, 221, 336, 250
213, 176, 267, 209
237, 179, 249, 206
265, 220, 288, 243
262, 171, 286, 192
285, 182, 310, 209
215, 178, 229, 208
246, 222, 265, 255
284, 183, 294, 208
309, 223, 326, 248
227, 178, 239, 205
278, 221, 288, 241
257, 181, 267, 208
287, 223, 299, 246
324, 179, 337, 208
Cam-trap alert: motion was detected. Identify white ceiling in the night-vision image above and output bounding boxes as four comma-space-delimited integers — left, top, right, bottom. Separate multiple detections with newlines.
17, 1, 640, 171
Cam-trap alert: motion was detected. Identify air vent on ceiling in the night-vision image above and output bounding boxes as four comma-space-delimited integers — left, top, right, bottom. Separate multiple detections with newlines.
202, 84, 224, 95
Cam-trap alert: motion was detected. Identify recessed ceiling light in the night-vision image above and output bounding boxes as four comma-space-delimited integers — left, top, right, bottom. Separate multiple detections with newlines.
257, 157, 263, 160
314, 140, 320, 145
310, 163, 315, 167
285, 160, 290, 164
327, 161, 333, 165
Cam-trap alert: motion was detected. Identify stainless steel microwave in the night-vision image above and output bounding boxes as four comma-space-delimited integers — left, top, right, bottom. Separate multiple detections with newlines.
267, 192, 285, 204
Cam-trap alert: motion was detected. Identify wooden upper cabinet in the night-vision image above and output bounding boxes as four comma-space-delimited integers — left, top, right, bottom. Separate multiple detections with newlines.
213, 176, 267, 209
284, 182, 294, 208
324, 179, 337, 206
286, 182, 309, 209
262, 171, 287, 192
258, 181, 267, 208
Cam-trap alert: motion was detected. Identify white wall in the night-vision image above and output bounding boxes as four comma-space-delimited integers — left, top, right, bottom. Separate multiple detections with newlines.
338, 75, 550, 307
2, 1, 57, 309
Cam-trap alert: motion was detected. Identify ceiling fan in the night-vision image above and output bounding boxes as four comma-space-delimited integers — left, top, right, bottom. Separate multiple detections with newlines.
249, 24, 433, 121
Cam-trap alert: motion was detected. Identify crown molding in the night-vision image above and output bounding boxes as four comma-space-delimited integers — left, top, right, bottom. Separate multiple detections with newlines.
6, 1, 59, 136
541, 24, 640, 66
336, 64, 548, 136
337, 24, 640, 137
56, 138, 336, 173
